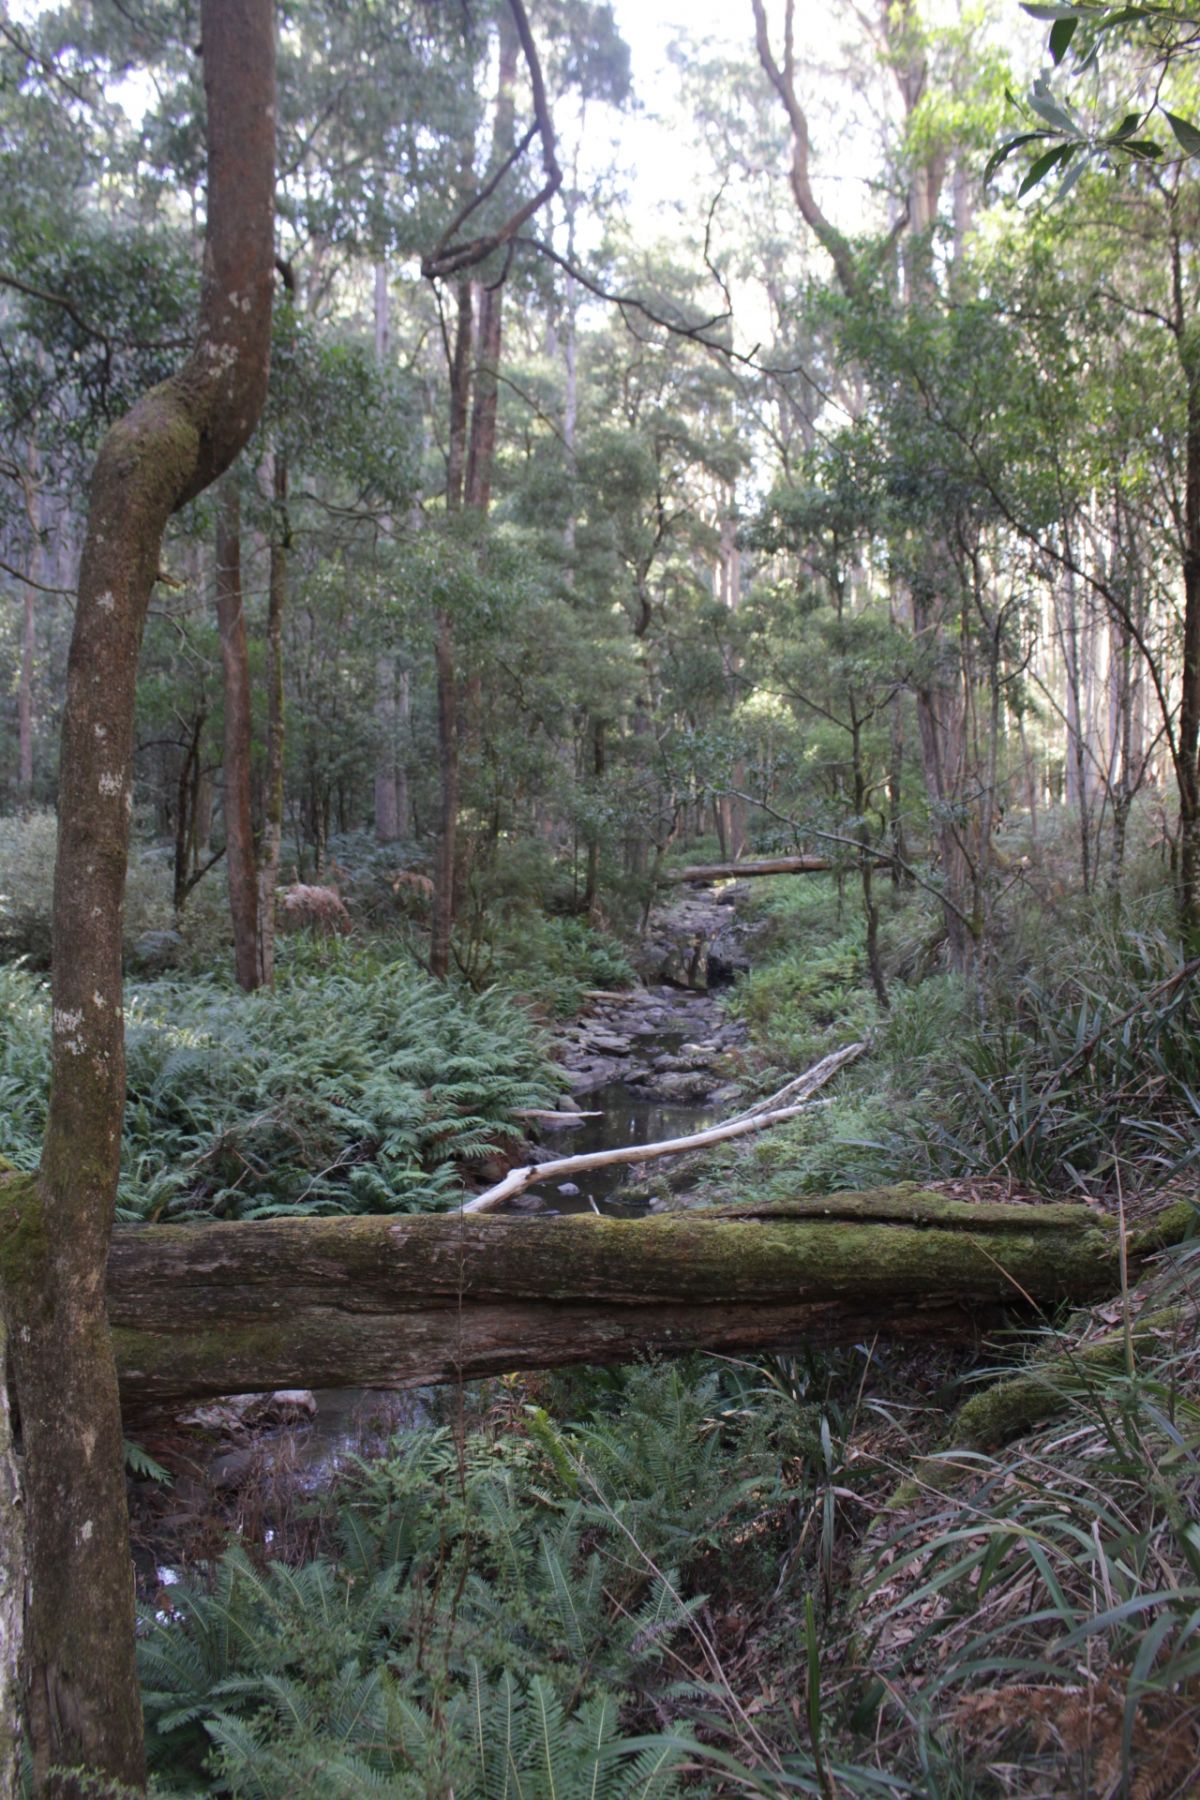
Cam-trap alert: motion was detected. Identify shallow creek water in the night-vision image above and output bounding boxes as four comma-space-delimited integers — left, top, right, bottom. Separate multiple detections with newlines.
505, 1077, 724, 1215
140, 888, 746, 1577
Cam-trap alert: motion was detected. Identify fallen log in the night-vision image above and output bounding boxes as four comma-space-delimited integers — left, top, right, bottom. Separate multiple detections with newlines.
99, 1187, 1153, 1410
662, 856, 844, 883
663, 856, 896, 884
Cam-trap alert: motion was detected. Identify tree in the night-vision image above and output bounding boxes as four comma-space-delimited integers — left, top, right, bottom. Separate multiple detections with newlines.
0, 3, 276, 1791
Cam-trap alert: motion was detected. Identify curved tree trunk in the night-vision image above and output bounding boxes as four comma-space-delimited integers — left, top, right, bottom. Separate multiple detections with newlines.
0, 7, 276, 1791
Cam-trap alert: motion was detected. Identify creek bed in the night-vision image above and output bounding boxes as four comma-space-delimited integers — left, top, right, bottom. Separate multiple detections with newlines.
504, 1079, 725, 1216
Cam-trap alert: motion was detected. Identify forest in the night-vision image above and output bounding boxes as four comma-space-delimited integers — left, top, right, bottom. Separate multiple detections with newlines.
2, 0, 1200, 1794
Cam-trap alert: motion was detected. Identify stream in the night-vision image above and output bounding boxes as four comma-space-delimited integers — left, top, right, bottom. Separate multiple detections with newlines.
134, 880, 752, 1576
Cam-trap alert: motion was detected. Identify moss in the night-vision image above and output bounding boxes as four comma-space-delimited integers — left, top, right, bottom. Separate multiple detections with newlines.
0, 1171, 50, 1301
111, 1319, 291, 1382
1129, 1199, 1199, 1258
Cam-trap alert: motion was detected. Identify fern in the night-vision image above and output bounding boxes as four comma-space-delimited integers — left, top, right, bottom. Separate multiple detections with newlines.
137, 1374, 756, 1796
0, 954, 557, 1222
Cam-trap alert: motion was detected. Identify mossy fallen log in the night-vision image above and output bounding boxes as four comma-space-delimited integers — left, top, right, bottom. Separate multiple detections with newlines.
662, 856, 848, 883
99, 1187, 1145, 1409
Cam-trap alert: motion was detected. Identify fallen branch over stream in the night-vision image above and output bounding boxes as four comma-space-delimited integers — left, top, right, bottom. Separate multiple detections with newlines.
463, 1042, 868, 1214
96, 1186, 1186, 1411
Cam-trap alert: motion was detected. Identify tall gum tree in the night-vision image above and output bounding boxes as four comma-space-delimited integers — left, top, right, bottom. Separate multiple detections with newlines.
0, 4, 276, 1792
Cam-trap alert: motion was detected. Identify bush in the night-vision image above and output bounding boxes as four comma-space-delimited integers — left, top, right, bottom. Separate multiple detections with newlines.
0, 810, 232, 970
139, 1365, 774, 1794
0, 949, 558, 1218
488, 912, 637, 1017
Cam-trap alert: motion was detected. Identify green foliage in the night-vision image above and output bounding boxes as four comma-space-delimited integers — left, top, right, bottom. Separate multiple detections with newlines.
852, 1259, 1200, 1793
141, 1361, 807, 1794
0, 950, 556, 1218
486, 913, 637, 1019
989, 4, 1200, 198
0, 812, 183, 965
732, 931, 876, 1072
902, 918, 1200, 1195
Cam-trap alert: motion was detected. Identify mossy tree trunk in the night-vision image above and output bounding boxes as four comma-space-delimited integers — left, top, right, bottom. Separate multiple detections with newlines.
0, 7, 276, 1792
102, 1191, 1138, 1410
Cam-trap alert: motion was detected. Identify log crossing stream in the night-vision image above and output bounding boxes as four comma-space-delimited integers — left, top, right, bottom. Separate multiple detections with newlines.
134, 882, 755, 1570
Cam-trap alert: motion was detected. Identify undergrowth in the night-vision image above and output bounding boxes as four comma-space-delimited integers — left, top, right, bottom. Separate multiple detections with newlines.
0, 948, 557, 1219
138, 1360, 824, 1797
720, 875, 1200, 1207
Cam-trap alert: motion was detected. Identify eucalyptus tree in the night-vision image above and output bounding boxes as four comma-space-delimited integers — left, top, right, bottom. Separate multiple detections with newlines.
0, 13, 275, 1796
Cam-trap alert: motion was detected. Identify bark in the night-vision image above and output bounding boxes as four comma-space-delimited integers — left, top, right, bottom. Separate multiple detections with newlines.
445, 278, 472, 514
750, 0, 862, 297
103, 1191, 1135, 1411
216, 480, 260, 991
171, 705, 218, 912
0, 1316, 21, 1800
1178, 318, 1200, 939
429, 283, 473, 978
425, 0, 559, 976
664, 856, 884, 883
430, 608, 459, 980
464, 278, 505, 513
372, 262, 402, 845
0, 6, 275, 1791
18, 444, 41, 801
257, 449, 287, 988
583, 716, 605, 922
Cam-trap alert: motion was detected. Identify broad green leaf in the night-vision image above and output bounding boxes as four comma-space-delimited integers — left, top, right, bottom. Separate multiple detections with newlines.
1049, 15, 1079, 59
1056, 151, 1090, 200
1019, 142, 1076, 195
1165, 110, 1200, 155
983, 130, 1050, 185
1027, 81, 1080, 136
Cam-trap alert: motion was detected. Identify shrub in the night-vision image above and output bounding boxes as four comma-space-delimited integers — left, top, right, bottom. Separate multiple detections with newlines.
0, 950, 558, 1218
0, 810, 232, 971
488, 912, 637, 1017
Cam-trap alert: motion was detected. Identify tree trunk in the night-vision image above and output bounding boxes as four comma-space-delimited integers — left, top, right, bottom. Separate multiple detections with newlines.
372, 262, 403, 845
216, 480, 260, 991
583, 715, 605, 922
172, 705, 212, 912
0, 7, 275, 1790
0, 1317, 22, 1800
105, 1191, 1133, 1411
257, 450, 288, 989
429, 283, 474, 977
17, 444, 41, 803
665, 856, 883, 883
1178, 324, 1200, 940
430, 609, 459, 980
